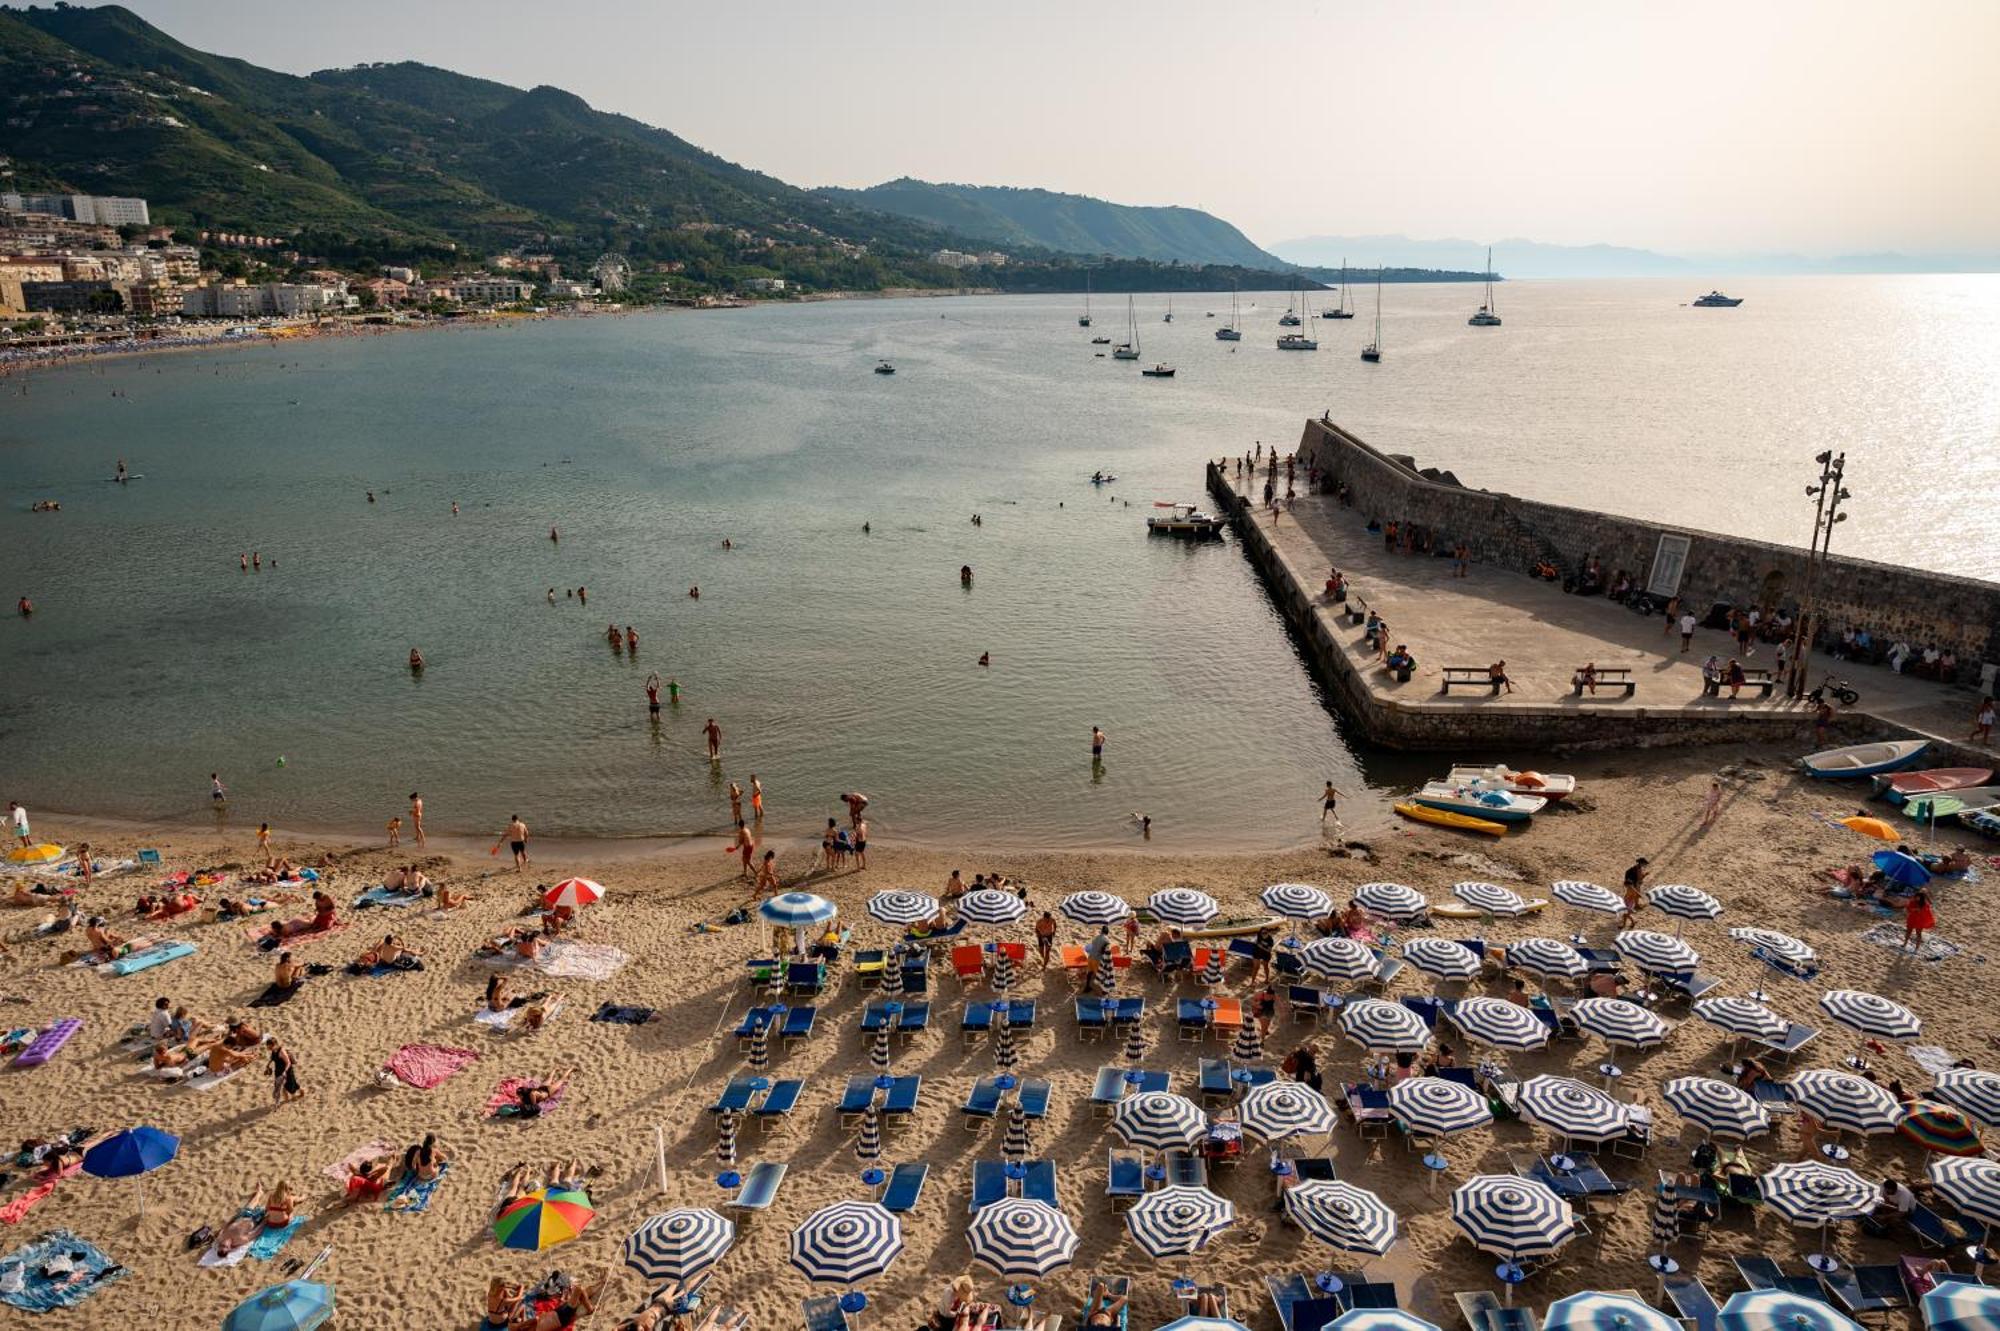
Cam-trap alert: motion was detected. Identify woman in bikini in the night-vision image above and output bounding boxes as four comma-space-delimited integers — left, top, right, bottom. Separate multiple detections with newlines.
514, 1067, 576, 1118
486, 973, 515, 1013
485, 1277, 527, 1331
262, 1180, 296, 1228
400, 1133, 447, 1184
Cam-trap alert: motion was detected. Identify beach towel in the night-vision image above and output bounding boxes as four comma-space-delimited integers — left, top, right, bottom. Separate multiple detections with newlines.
354, 886, 423, 909
248, 1212, 306, 1260
196, 1233, 251, 1268
249, 981, 303, 1008
384, 1044, 479, 1090
246, 918, 347, 950
486, 1077, 565, 1118
68, 936, 155, 968
347, 957, 424, 978
12, 1018, 81, 1068
1860, 921, 1962, 963
99, 940, 195, 975
481, 940, 629, 980
0, 1162, 79, 1225
589, 1003, 655, 1025
321, 1140, 396, 1186
383, 1163, 449, 1214
1910, 1046, 1961, 1077
0, 1229, 124, 1311
183, 1063, 245, 1093
473, 1007, 521, 1031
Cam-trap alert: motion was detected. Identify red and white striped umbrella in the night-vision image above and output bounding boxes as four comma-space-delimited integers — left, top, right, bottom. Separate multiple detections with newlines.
545, 878, 605, 909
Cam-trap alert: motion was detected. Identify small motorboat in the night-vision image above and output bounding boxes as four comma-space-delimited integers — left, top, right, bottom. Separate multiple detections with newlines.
1146, 503, 1225, 536
1140, 364, 1176, 378
1904, 788, 2000, 821
873, 359, 895, 375
1801, 739, 1929, 779
1874, 767, 1993, 804
1962, 808, 2000, 839
1692, 291, 1743, 307
1089, 472, 1118, 484
1411, 782, 1545, 823
1444, 765, 1577, 801
1090, 336, 1111, 345
1394, 801, 1505, 837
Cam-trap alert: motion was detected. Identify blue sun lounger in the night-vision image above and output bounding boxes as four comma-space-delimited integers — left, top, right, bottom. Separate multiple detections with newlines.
1023, 1159, 1058, 1205
785, 962, 825, 996
734, 1007, 780, 1045
962, 1002, 994, 1047
724, 1161, 786, 1217
861, 1001, 896, 1032
1268, 1274, 1340, 1331
1177, 999, 1210, 1040
1076, 997, 1109, 1039
752, 1079, 802, 1127
899, 954, 929, 993
963, 1077, 1004, 1124
1111, 997, 1145, 1028
881, 1161, 929, 1213
837, 1075, 875, 1126
970, 1160, 1008, 1212
1197, 1058, 1233, 1103
803, 1295, 850, 1331
1734, 1257, 1830, 1302
854, 949, 887, 986
895, 1001, 931, 1039
1091, 1066, 1128, 1114
781, 1006, 816, 1046
1107, 1149, 1144, 1210
1165, 1151, 1206, 1188
1401, 996, 1445, 1028
1019, 1079, 1052, 1119
1661, 1274, 1722, 1331
1003, 999, 1037, 1029
709, 1076, 759, 1114
883, 1074, 920, 1119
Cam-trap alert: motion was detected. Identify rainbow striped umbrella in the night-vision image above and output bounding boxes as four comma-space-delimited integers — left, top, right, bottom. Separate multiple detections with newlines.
493, 1187, 596, 1250
1898, 1101, 1984, 1156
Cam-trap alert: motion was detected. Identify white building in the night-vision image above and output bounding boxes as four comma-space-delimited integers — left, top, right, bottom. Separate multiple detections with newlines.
1, 192, 150, 227
545, 278, 599, 300
930, 249, 979, 270
743, 277, 786, 293
444, 276, 535, 304
180, 282, 352, 319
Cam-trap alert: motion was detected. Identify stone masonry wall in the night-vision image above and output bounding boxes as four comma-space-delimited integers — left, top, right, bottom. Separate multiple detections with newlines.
1293, 419, 2000, 675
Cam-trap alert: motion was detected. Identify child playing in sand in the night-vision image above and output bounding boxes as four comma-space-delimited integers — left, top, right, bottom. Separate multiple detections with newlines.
387, 815, 402, 848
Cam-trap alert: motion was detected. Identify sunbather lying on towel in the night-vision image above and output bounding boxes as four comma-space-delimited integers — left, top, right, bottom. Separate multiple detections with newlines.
136, 891, 200, 921
215, 896, 277, 921
504, 1067, 576, 1119
478, 927, 549, 960
351, 934, 422, 970
436, 883, 471, 911
6, 881, 71, 907
83, 917, 130, 962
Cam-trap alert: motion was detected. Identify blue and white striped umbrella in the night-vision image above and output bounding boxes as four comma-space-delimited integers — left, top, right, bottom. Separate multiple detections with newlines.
1719, 1290, 1864, 1331
1096, 946, 1117, 996
1238, 1082, 1337, 1143
1061, 891, 1131, 926
1551, 880, 1623, 914
1113, 1091, 1208, 1152
1300, 937, 1376, 983
1448, 1175, 1576, 1261
1616, 929, 1699, 974
747, 1023, 769, 1071
993, 947, 1015, 994
1927, 1156, 2000, 1227
1662, 1077, 1772, 1140
1262, 883, 1334, 921
1284, 1180, 1399, 1256
1354, 882, 1428, 922
1647, 884, 1723, 931
856, 1104, 881, 1162
790, 1200, 902, 1285
624, 1208, 735, 1282
1517, 1076, 1629, 1143
1923, 1277, 2000, 1331
1329, 1313, 1443, 1331
1231, 1019, 1264, 1063
1404, 938, 1481, 981
1124, 1020, 1146, 1064
1820, 989, 1922, 1041
1127, 1185, 1236, 1258
1388, 1077, 1493, 1136
966, 1198, 1078, 1279
993, 1009, 1018, 1069
1157, 1319, 1253, 1331
1787, 1069, 1905, 1135
1003, 1103, 1031, 1162
1507, 938, 1586, 980
1728, 927, 1817, 967
881, 949, 903, 996
1693, 996, 1790, 1043
1932, 1069, 2000, 1128
867, 891, 939, 926
1454, 881, 1530, 917
716, 1110, 738, 1165
760, 892, 838, 928
870, 1027, 891, 1073
1572, 997, 1671, 1049
1148, 889, 1219, 927
1545, 1292, 1681, 1331
1449, 996, 1551, 1052
1760, 1160, 1875, 1225
1199, 946, 1224, 986
959, 889, 1026, 925
1340, 999, 1432, 1053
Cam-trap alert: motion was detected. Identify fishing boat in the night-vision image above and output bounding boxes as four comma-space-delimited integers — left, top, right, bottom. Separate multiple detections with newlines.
1873, 767, 1994, 804
1904, 788, 2000, 821
1444, 765, 1576, 800
1692, 291, 1743, 307
1146, 502, 1225, 536
1323, 259, 1354, 318
1801, 738, 1929, 779
873, 359, 895, 375
1079, 273, 1093, 327
1215, 283, 1242, 342
1468, 246, 1502, 326
1162, 297, 1173, 324
1112, 296, 1140, 360
1140, 364, 1176, 378
1411, 781, 1545, 823
1360, 268, 1383, 362
1276, 284, 1318, 350
1394, 801, 1506, 837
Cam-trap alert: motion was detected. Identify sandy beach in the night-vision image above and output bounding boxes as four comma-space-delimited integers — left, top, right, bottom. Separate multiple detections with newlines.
3, 742, 1995, 1330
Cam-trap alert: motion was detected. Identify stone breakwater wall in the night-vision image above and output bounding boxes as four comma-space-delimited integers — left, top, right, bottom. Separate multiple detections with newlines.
1292, 419, 2000, 676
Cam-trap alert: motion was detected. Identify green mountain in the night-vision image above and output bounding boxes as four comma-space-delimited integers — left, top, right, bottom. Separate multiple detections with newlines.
823, 178, 1287, 269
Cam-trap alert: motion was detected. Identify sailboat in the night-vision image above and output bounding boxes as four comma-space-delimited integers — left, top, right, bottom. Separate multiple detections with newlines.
1277, 280, 1318, 349
1278, 281, 1301, 327
1112, 295, 1140, 360
1215, 282, 1242, 341
1324, 258, 1354, 319
1078, 273, 1092, 328
1163, 297, 1173, 323
1360, 268, 1383, 362
1468, 246, 1501, 326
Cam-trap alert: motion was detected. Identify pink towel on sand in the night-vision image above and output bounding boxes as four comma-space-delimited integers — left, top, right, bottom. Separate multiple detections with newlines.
322, 1140, 397, 1185
0, 1161, 80, 1224
485, 1076, 564, 1117
385, 1044, 480, 1090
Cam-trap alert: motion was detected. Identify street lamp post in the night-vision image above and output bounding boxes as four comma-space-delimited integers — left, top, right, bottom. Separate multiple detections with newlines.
1787, 451, 1851, 700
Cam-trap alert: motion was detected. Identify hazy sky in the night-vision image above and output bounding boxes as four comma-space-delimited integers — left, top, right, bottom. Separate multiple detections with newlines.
112, 0, 2000, 255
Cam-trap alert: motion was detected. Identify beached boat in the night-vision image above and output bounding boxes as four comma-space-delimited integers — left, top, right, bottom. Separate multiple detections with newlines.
1146, 502, 1225, 536
1961, 808, 2000, 839
1801, 739, 1929, 779
1433, 897, 1548, 919
1411, 781, 1545, 823
1904, 788, 2000, 821
1874, 767, 1993, 803
1443, 765, 1576, 801
1179, 914, 1286, 940
1394, 801, 1506, 837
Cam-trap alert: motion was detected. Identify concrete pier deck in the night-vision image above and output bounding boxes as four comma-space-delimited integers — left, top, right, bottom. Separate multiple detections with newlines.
1209, 465, 1997, 759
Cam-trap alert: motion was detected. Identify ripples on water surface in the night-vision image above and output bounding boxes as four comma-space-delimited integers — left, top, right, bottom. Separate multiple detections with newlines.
2, 277, 1995, 846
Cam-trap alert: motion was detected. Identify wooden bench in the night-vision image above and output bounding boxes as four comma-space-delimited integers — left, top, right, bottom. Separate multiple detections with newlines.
1704, 667, 1776, 699
1572, 666, 1636, 697
1440, 666, 1501, 696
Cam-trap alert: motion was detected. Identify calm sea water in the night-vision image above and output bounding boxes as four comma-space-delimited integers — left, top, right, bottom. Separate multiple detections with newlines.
3, 276, 1995, 847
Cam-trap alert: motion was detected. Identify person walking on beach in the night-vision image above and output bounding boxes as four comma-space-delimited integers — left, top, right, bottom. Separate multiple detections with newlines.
1034, 911, 1057, 969
1700, 779, 1723, 829
8, 801, 30, 849
1620, 857, 1649, 927
756, 849, 780, 893
498, 815, 529, 871
257, 822, 271, 855
211, 773, 227, 806
729, 820, 755, 883
1970, 697, 1995, 744
703, 718, 722, 761
269, 1038, 303, 1106
1662, 596, 1680, 637
410, 793, 425, 847
1904, 887, 1937, 953
1320, 781, 1344, 826
1678, 610, 1697, 653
